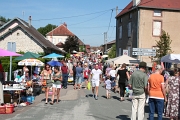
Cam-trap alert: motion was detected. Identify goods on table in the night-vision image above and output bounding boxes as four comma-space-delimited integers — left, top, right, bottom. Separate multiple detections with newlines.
0, 104, 14, 114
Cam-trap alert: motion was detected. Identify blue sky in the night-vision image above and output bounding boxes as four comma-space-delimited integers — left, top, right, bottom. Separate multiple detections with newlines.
0, 0, 131, 46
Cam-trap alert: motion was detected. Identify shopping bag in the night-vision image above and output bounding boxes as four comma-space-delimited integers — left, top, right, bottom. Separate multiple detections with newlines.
42, 79, 46, 86
87, 82, 91, 90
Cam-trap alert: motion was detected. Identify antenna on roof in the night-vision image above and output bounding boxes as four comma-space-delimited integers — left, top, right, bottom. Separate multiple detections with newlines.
22, 11, 25, 20
60, 19, 62, 25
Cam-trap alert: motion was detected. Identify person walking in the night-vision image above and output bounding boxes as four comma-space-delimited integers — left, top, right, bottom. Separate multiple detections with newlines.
116, 63, 130, 101
165, 70, 180, 120
129, 62, 148, 120
83, 63, 90, 89
61, 62, 69, 89
105, 76, 111, 99
89, 64, 102, 100
109, 67, 116, 92
50, 66, 62, 105
72, 62, 77, 86
148, 64, 167, 120
41, 64, 52, 104
74, 63, 83, 90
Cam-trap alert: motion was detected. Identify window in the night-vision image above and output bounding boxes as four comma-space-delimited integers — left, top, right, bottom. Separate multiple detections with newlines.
128, 46, 131, 56
154, 10, 162, 17
129, 13, 132, 19
17, 33, 20, 36
52, 38, 55, 44
120, 18, 122, 23
119, 26, 122, 39
128, 22, 131, 37
153, 21, 162, 36
58, 38, 62, 42
119, 48, 121, 56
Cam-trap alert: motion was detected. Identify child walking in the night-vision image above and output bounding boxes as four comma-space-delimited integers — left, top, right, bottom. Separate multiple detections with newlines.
105, 76, 111, 99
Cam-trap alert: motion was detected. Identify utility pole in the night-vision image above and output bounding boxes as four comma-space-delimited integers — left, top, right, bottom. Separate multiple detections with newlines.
104, 32, 107, 54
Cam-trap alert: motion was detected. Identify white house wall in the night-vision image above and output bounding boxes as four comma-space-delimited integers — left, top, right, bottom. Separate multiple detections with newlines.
46, 35, 68, 45
0, 29, 44, 53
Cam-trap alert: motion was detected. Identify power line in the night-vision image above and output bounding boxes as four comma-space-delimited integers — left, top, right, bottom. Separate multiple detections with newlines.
108, 26, 115, 41
68, 11, 110, 26
70, 26, 115, 29
106, 9, 113, 33
79, 33, 103, 36
27, 8, 115, 22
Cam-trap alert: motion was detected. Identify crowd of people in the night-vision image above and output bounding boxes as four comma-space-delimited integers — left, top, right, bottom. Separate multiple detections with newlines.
1, 54, 180, 120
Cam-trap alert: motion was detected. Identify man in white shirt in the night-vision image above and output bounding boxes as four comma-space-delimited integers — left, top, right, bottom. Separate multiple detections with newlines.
89, 64, 102, 100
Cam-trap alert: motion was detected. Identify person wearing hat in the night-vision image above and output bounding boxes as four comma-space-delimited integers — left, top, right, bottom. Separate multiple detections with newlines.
129, 62, 148, 120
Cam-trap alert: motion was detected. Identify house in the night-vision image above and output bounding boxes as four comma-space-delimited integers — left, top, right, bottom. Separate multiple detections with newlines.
116, 0, 180, 66
0, 17, 64, 54
46, 22, 86, 52
101, 40, 116, 53
0, 20, 5, 27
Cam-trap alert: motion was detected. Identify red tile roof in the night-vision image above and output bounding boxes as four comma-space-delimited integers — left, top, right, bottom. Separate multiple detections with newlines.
46, 23, 74, 36
116, 0, 180, 18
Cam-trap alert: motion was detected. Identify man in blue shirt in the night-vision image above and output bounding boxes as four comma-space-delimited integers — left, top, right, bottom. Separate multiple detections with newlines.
74, 63, 83, 90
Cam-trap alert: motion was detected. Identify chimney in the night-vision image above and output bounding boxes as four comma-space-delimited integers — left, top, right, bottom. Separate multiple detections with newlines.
28, 16, 32, 27
133, 0, 141, 6
63, 22, 67, 28
116, 6, 118, 16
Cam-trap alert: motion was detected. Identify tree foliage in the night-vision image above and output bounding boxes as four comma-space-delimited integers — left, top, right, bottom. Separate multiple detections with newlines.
37, 24, 57, 36
155, 30, 172, 61
0, 16, 11, 23
108, 44, 116, 58
62, 36, 79, 53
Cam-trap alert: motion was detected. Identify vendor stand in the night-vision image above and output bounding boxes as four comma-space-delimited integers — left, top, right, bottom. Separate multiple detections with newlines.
0, 48, 22, 104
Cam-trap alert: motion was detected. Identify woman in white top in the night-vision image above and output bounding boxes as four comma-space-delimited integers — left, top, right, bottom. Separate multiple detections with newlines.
109, 67, 116, 92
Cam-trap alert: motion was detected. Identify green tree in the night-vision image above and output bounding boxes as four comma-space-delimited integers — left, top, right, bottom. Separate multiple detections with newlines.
37, 24, 57, 36
155, 30, 172, 62
108, 44, 116, 58
62, 36, 79, 53
0, 16, 11, 23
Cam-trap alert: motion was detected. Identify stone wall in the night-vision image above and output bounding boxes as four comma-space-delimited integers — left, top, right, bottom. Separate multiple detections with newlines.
0, 29, 44, 53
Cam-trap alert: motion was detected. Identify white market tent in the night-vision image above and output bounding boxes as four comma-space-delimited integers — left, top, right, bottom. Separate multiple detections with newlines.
106, 55, 139, 64
161, 54, 180, 63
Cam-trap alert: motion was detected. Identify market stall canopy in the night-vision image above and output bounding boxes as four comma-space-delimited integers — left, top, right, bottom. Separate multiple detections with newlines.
102, 55, 108, 58
113, 55, 138, 64
14, 52, 41, 60
0, 48, 22, 56
42, 53, 64, 58
106, 57, 120, 63
161, 54, 180, 63
106, 55, 138, 64
47, 60, 63, 67
18, 59, 44, 66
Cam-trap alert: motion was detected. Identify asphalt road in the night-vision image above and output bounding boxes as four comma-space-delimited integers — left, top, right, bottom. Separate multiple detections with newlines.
1, 84, 169, 120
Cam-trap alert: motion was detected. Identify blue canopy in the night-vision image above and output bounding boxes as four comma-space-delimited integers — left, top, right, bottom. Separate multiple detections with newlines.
47, 61, 63, 67
43, 53, 64, 58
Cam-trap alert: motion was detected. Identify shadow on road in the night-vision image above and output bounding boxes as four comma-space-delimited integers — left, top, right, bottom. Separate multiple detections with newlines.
101, 95, 107, 99
112, 96, 119, 101
116, 115, 130, 120
85, 94, 93, 97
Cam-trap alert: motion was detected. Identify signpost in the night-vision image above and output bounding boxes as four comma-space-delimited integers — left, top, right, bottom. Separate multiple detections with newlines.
123, 50, 128, 56
132, 48, 156, 56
